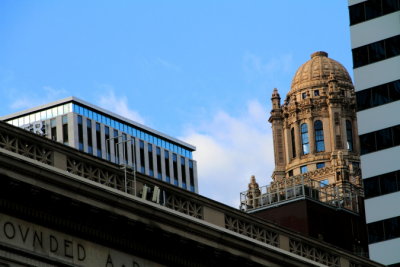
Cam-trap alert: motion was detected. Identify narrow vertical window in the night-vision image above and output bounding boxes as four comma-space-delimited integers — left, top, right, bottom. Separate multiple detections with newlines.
87, 119, 93, 154
314, 120, 325, 152
96, 123, 102, 157
139, 140, 145, 173
62, 115, 68, 145
172, 153, 178, 186
346, 120, 354, 151
131, 138, 136, 169
156, 147, 162, 179
300, 165, 308, 174
105, 126, 110, 161
301, 123, 309, 155
113, 129, 119, 164
77, 115, 83, 151
291, 127, 296, 158
148, 143, 154, 177
122, 133, 128, 164
165, 150, 170, 183
50, 119, 57, 141
189, 160, 195, 192
181, 157, 187, 189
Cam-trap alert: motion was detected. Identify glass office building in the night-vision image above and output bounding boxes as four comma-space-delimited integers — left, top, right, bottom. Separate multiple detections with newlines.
348, 0, 400, 265
0, 97, 198, 193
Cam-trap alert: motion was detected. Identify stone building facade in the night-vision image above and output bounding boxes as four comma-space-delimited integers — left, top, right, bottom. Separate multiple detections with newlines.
240, 52, 369, 256
269, 51, 361, 188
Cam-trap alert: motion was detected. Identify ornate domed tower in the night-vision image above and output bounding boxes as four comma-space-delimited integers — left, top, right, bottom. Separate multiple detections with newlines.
241, 52, 367, 255
269, 51, 361, 187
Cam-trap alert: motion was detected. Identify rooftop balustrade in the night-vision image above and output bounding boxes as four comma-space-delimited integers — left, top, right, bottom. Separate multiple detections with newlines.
240, 174, 363, 214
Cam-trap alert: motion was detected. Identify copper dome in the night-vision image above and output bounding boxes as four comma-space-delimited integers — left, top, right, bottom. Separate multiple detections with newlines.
290, 51, 353, 93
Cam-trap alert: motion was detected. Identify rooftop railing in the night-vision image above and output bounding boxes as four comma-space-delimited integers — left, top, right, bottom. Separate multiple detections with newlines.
240, 174, 363, 214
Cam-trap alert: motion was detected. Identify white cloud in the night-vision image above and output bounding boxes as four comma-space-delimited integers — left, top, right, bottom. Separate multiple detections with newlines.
9, 86, 67, 110
181, 100, 274, 207
97, 89, 145, 124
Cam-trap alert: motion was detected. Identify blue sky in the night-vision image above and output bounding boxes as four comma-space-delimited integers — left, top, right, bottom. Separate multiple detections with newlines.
0, 1, 352, 207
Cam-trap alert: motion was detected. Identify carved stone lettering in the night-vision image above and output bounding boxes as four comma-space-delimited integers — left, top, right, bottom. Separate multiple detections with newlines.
50, 235, 58, 252
33, 230, 43, 249
64, 239, 73, 258
77, 243, 86, 261
106, 254, 114, 267
3, 222, 15, 239
18, 225, 30, 243
0, 215, 147, 267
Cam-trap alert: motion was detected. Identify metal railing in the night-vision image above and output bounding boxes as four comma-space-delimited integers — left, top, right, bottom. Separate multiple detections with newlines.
240, 174, 363, 213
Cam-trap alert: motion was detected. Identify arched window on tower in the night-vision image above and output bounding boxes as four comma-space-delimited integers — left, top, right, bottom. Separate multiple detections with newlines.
291, 127, 296, 158
314, 120, 325, 152
301, 123, 309, 155
346, 120, 354, 151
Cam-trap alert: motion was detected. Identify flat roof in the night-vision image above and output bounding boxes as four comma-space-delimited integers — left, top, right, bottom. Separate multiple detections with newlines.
0, 96, 196, 150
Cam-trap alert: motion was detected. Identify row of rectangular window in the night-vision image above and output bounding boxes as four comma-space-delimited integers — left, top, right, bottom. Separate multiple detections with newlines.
72, 103, 193, 159
367, 216, 400, 244
50, 116, 69, 145
352, 34, 400, 68
349, 0, 400, 25
121, 140, 195, 192
291, 120, 334, 158
8, 103, 72, 128
6, 102, 193, 159
356, 79, 400, 111
292, 119, 354, 158
9, 104, 196, 191
360, 124, 400, 154
364, 169, 400, 199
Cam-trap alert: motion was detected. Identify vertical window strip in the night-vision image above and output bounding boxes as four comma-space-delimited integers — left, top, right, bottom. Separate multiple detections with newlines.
172, 153, 178, 186
314, 120, 325, 152
181, 157, 187, 189
105, 126, 110, 161
189, 160, 195, 192
113, 129, 119, 164
62, 115, 69, 145
156, 147, 162, 179
96, 123, 101, 157
148, 143, 154, 177
139, 140, 145, 173
50, 119, 57, 141
165, 150, 170, 183
77, 115, 84, 151
87, 119, 93, 154
301, 123, 309, 155
346, 120, 354, 152
291, 128, 296, 158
